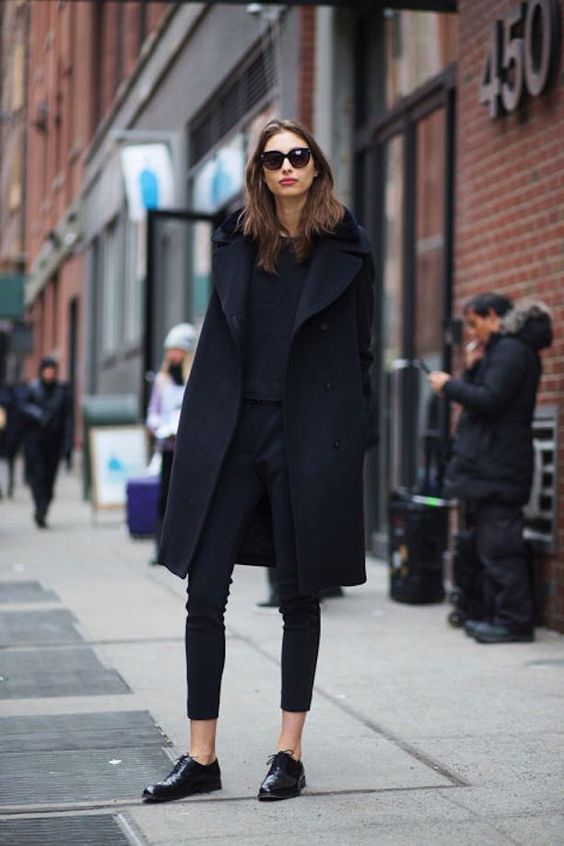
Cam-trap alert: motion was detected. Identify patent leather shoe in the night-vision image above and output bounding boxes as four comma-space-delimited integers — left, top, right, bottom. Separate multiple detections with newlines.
142, 756, 221, 803
473, 622, 534, 644
257, 751, 306, 801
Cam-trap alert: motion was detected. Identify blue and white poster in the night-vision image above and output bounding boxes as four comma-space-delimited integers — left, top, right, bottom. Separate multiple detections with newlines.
90, 426, 148, 509
120, 143, 175, 222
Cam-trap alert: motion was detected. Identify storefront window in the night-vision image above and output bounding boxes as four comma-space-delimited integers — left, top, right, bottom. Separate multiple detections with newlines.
382, 135, 404, 368
413, 107, 446, 493
376, 133, 405, 529
384, 11, 457, 108
414, 107, 444, 368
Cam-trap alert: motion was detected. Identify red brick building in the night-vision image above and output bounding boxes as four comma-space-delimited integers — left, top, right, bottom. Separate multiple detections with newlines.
23, 0, 168, 436
455, 0, 564, 629
0, 0, 28, 383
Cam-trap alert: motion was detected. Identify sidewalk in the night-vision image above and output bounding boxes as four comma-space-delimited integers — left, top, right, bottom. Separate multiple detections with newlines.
1, 465, 563, 846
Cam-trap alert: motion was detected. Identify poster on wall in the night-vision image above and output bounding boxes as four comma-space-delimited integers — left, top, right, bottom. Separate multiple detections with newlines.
120, 143, 175, 222
89, 426, 148, 510
192, 133, 245, 214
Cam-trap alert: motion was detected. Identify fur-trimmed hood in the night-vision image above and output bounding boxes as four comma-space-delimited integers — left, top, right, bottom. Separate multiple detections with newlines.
500, 298, 553, 352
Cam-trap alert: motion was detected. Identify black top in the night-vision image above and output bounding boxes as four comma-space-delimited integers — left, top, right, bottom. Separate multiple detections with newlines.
243, 242, 309, 401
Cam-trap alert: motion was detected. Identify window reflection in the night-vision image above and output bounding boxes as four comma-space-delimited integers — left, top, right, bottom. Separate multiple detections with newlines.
385, 11, 457, 108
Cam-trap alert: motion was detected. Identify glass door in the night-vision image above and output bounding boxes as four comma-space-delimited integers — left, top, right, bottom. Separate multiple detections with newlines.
367, 80, 455, 551
413, 107, 448, 494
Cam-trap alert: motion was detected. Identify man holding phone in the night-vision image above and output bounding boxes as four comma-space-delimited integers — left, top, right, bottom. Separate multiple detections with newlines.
428, 293, 552, 644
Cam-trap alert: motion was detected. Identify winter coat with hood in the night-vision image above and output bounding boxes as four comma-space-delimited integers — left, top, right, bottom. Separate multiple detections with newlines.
158, 207, 376, 594
443, 300, 552, 505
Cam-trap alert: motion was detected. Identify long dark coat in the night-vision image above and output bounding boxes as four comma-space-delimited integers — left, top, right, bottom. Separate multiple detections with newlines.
443, 300, 552, 506
159, 208, 376, 593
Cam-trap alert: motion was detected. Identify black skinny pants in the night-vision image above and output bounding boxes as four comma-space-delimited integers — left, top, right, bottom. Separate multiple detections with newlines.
185, 401, 321, 720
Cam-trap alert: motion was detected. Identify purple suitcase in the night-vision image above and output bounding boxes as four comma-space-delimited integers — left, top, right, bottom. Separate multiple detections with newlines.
126, 475, 159, 538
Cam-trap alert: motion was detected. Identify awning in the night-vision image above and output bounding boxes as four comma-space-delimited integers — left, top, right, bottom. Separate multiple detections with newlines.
0, 275, 25, 319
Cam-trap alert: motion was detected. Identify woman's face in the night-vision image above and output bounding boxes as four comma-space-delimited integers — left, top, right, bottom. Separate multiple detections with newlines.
261, 130, 318, 203
166, 348, 185, 366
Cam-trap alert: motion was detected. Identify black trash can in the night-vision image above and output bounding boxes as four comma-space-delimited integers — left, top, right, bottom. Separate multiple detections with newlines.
389, 493, 449, 604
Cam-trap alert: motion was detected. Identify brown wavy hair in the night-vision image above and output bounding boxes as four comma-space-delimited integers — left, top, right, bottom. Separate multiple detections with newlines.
241, 119, 343, 272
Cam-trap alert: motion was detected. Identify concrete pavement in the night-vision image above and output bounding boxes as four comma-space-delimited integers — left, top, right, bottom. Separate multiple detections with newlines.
1, 463, 563, 845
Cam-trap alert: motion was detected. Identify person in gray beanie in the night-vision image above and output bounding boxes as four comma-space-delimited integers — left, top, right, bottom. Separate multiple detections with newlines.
146, 324, 197, 558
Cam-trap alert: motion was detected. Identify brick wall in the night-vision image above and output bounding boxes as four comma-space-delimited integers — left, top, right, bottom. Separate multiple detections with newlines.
0, 0, 28, 271
298, 6, 316, 128
23, 0, 167, 439
455, 0, 564, 630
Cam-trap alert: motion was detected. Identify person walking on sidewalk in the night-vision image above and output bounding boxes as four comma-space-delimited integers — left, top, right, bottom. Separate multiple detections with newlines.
429, 294, 552, 644
19, 356, 73, 528
146, 323, 196, 561
143, 118, 376, 803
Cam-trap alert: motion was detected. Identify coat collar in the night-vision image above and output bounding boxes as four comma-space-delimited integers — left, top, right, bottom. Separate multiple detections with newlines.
211, 207, 370, 351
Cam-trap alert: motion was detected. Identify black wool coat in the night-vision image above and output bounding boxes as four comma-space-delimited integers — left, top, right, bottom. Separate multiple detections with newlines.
159, 208, 376, 593
443, 301, 552, 506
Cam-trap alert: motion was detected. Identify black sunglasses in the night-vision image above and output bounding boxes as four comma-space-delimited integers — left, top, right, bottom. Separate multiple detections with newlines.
259, 147, 312, 171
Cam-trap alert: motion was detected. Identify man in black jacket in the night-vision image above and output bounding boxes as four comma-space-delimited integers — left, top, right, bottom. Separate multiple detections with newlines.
429, 293, 552, 643
19, 357, 73, 528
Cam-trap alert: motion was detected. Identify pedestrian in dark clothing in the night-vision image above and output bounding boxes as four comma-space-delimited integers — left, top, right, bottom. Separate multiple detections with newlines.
429, 294, 552, 644
143, 119, 376, 805
19, 357, 73, 528
0, 384, 27, 498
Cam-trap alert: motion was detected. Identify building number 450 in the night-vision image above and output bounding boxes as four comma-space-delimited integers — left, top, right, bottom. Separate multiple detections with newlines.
479, 0, 560, 118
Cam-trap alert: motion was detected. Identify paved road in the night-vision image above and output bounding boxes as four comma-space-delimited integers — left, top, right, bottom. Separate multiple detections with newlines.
1, 465, 563, 845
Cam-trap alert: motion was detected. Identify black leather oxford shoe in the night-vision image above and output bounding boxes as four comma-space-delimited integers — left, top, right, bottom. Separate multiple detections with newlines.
142, 756, 221, 803
257, 751, 306, 801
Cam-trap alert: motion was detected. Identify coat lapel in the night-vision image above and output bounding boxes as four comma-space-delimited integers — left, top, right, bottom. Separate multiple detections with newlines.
211, 237, 253, 352
292, 238, 364, 338
211, 216, 368, 349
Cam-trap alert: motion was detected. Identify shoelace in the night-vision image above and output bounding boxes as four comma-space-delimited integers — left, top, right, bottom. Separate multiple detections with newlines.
172, 756, 189, 774
266, 749, 295, 766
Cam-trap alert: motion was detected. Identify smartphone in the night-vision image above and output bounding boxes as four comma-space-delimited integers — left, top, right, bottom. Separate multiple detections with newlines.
415, 358, 431, 375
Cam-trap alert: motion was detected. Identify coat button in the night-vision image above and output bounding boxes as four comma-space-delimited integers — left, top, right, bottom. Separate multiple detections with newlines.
333, 439, 342, 449
324, 379, 333, 391
320, 321, 329, 331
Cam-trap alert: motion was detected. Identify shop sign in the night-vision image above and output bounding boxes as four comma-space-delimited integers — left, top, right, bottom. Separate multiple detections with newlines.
120, 143, 175, 222
193, 133, 245, 214
479, 0, 560, 118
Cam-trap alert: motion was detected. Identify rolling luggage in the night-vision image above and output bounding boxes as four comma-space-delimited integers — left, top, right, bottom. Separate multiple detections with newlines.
126, 475, 159, 538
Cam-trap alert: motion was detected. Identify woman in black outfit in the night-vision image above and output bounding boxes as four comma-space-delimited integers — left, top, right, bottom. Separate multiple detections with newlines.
143, 119, 376, 804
